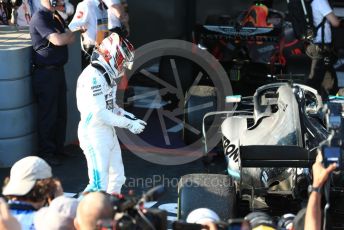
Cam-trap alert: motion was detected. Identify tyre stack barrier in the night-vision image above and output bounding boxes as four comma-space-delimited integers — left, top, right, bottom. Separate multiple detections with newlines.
0, 26, 37, 167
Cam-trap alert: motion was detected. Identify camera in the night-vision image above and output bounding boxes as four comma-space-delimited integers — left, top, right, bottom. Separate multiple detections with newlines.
97, 185, 168, 230
322, 101, 344, 170
322, 146, 343, 169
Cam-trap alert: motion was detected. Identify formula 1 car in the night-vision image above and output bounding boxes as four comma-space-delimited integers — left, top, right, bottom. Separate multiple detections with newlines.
178, 4, 312, 144
178, 82, 330, 220
193, 3, 310, 95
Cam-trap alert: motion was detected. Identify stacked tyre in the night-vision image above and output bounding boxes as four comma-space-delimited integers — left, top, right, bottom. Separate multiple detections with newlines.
0, 27, 37, 167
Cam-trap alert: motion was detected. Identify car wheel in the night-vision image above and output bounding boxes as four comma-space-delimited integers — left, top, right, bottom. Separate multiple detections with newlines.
178, 173, 236, 221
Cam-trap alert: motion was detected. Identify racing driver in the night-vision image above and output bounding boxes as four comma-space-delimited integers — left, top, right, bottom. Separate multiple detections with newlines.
76, 32, 146, 194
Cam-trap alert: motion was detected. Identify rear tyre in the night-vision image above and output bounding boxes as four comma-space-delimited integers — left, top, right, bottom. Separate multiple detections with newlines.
178, 173, 236, 221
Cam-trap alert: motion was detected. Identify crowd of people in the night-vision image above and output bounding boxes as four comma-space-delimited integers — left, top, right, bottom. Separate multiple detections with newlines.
0, 151, 337, 230
0, 156, 120, 230
0, 0, 343, 229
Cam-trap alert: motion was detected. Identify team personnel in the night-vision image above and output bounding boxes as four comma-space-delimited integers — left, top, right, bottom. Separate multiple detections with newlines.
29, 0, 75, 166
103, 0, 129, 36
69, 0, 109, 68
308, 0, 342, 99
76, 33, 146, 194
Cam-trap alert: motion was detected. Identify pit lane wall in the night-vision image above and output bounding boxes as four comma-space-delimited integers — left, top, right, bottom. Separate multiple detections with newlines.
0, 26, 81, 167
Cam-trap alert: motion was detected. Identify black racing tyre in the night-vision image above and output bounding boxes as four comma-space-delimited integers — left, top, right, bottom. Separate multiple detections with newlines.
178, 173, 236, 221
183, 85, 217, 145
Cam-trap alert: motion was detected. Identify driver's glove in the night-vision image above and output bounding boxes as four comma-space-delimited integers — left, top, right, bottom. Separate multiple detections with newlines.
117, 108, 135, 119
128, 119, 147, 134
123, 110, 136, 120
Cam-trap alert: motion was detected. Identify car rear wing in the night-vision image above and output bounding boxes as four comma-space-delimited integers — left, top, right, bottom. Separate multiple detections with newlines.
198, 25, 281, 42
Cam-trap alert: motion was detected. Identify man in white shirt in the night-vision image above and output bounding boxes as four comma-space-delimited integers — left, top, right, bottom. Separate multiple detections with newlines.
69, 0, 109, 68
102, 0, 129, 36
308, 0, 342, 99
312, 0, 341, 44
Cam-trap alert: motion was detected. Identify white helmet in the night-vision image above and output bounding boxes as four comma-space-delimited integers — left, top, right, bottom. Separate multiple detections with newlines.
91, 33, 134, 79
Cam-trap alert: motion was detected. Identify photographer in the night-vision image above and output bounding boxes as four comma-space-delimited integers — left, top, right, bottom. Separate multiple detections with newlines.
74, 191, 114, 230
186, 208, 220, 230
304, 151, 337, 230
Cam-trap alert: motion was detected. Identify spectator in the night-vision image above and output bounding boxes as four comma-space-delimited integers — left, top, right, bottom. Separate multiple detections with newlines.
277, 213, 295, 230
74, 192, 113, 230
69, 0, 109, 69
245, 211, 277, 229
186, 208, 220, 223
0, 198, 21, 230
186, 208, 220, 230
34, 196, 78, 230
307, 0, 342, 100
2, 156, 61, 230
76, 33, 146, 194
304, 151, 337, 230
29, 0, 75, 166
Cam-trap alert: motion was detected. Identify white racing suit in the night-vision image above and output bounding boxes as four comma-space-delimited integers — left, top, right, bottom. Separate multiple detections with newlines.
76, 65, 133, 194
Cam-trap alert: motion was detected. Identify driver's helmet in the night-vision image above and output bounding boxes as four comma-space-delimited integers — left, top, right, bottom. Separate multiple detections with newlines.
242, 2, 272, 27
91, 33, 134, 79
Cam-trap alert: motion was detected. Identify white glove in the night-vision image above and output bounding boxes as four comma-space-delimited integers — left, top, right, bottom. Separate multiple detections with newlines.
128, 119, 147, 134
123, 111, 135, 119
117, 108, 135, 119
